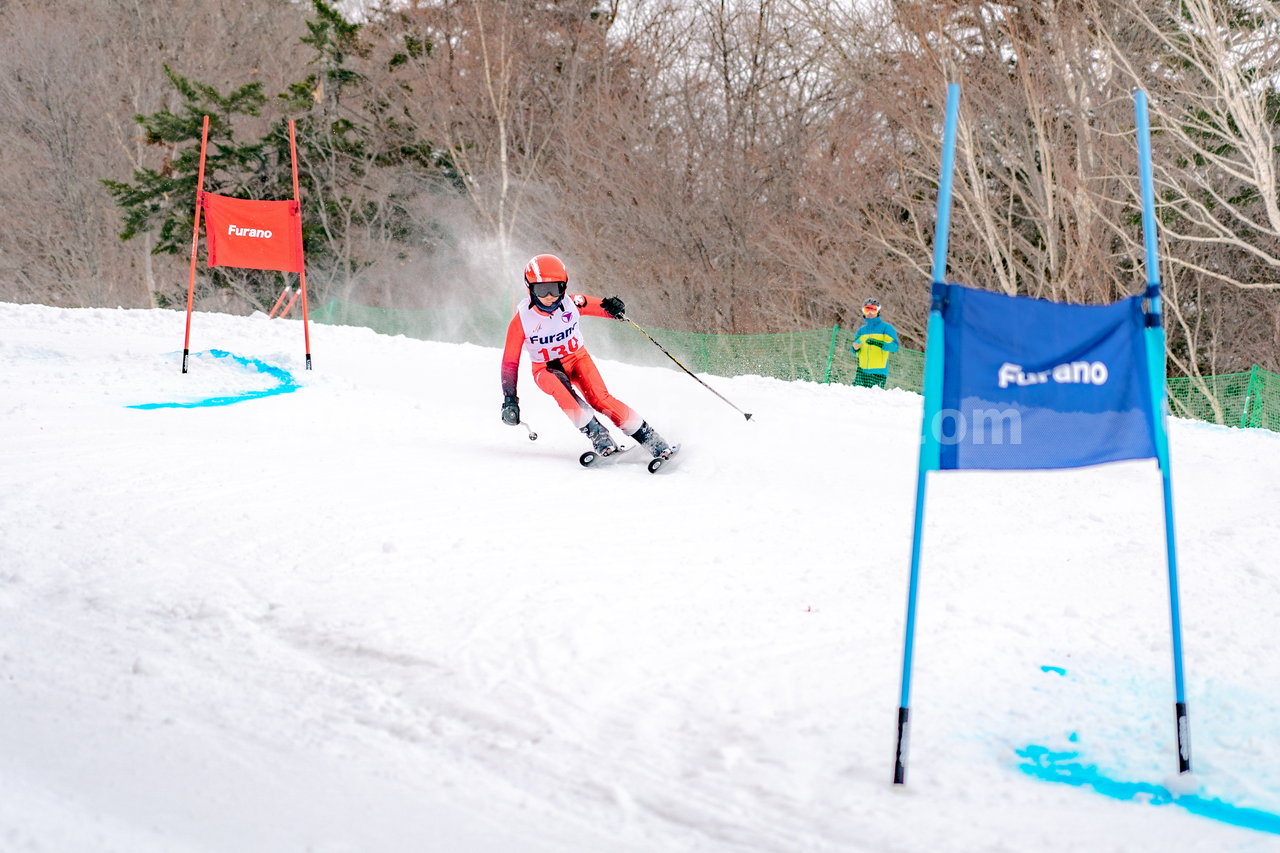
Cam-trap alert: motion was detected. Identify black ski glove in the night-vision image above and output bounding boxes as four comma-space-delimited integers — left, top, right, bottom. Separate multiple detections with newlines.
501, 395, 520, 426
601, 296, 625, 319
864, 338, 884, 348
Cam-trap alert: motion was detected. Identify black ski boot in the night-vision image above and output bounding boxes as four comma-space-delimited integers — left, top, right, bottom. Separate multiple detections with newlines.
629, 421, 671, 458
580, 417, 618, 455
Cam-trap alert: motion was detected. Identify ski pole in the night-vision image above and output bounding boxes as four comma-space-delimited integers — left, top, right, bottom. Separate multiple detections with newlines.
622, 316, 753, 421
520, 420, 538, 440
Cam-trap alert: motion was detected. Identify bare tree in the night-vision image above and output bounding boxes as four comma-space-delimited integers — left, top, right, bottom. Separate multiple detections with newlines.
538, 0, 853, 332
1095, 0, 1280, 389
3, 0, 1277, 386
0, 0, 308, 309
834, 2, 1145, 314
1101, 0, 1280, 287
371, 0, 614, 265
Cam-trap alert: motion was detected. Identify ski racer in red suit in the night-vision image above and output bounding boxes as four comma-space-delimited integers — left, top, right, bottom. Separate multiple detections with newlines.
500, 253, 672, 457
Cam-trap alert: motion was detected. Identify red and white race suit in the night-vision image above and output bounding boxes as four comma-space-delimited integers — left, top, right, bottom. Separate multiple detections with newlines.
500, 294, 642, 433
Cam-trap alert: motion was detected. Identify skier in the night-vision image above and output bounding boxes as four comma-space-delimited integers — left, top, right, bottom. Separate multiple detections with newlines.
849, 297, 900, 388
500, 253, 672, 459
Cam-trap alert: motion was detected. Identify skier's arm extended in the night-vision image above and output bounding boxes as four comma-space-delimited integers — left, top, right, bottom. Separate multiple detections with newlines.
575, 295, 625, 319
500, 314, 524, 398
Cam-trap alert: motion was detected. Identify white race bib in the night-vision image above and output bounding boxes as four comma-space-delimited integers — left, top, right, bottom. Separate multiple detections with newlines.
517, 297, 586, 363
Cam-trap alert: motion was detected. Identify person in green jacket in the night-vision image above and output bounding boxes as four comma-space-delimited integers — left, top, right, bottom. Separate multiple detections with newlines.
850, 298, 899, 388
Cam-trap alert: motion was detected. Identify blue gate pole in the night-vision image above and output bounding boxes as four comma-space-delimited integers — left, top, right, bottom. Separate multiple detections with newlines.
894, 82, 960, 785
1135, 89, 1191, 774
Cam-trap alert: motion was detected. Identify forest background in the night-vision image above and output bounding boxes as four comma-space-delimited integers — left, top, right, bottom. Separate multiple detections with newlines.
1, 0, 1277, 382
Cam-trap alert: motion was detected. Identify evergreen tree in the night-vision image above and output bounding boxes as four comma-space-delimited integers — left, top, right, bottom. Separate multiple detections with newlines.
104, 0, 456, 311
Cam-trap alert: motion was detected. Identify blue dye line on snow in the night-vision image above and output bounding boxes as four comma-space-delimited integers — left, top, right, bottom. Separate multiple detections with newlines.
1017, 745, 1280, 836
1040, 665, 1068, 676
129, 350, 299, 409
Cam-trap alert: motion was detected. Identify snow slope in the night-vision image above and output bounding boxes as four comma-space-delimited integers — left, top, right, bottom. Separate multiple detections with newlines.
2, 301, 1279, 852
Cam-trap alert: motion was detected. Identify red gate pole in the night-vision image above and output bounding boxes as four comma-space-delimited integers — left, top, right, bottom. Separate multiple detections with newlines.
181, 115, 211, 373
268, 284, 291, 318
288, 119, 312, 369
279, 288, 301, 317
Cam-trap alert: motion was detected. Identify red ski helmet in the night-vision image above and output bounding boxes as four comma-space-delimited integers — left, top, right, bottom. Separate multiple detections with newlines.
524, 254, 568, 311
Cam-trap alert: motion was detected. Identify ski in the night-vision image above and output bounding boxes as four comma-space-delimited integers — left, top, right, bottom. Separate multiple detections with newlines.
579, 444, 635, 467
580, 443, 681, 472
645, 444, 681, 474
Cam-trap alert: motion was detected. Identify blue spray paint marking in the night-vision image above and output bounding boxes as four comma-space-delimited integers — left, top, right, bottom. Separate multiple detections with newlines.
1017, 745, 1280, 835
1040, 665, 1067, 676
129, 350, 299, 410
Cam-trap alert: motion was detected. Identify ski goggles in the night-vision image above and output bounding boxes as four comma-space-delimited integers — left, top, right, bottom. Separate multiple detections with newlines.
531, 281, 566, 299
862, 304, 880, 316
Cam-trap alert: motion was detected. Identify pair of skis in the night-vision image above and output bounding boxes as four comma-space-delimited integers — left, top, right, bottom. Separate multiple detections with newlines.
580, 443, 681, 474
519, 420, 680, 473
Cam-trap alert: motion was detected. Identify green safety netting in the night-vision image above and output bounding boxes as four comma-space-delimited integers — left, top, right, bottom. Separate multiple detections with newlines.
1167, 367, 1280, 431
310, 300, 1279, 434
309, 298, 508, 348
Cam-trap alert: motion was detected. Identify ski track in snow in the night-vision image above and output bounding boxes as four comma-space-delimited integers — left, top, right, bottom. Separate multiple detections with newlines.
1, 301, 1279, 852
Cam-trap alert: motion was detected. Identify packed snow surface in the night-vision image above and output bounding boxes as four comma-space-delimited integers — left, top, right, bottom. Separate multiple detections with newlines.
2, 302, 1279, 852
